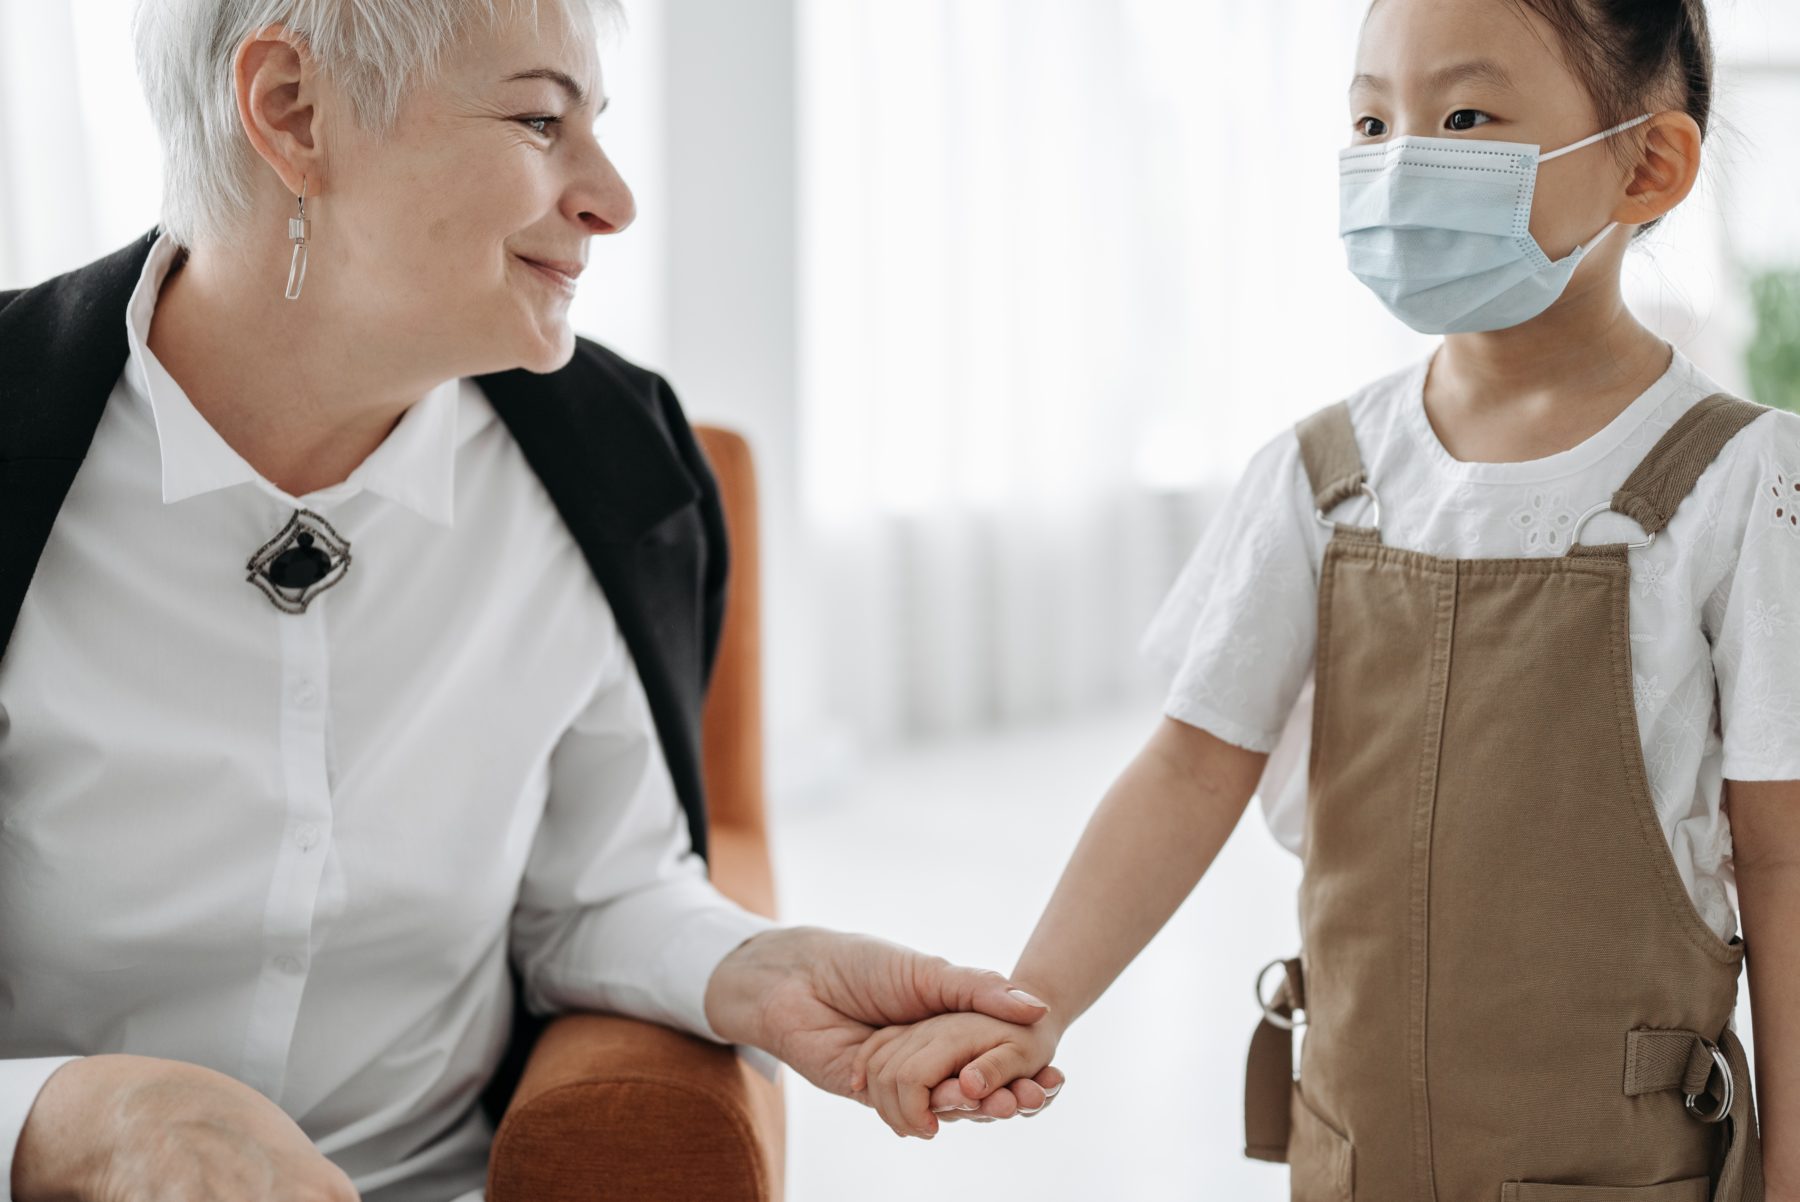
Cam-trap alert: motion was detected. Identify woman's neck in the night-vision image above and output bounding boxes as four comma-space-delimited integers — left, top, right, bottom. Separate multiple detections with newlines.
1421, 262, 1673, 465
145, 241, 428, 500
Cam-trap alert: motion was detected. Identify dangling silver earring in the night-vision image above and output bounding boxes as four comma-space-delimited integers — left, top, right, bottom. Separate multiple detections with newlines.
284, 176, 310, 301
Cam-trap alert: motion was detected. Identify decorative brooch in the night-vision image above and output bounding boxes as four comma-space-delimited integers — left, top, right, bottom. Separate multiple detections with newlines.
246, 508, 352, 614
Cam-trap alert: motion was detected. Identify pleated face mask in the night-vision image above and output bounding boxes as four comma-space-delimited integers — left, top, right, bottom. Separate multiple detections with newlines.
1338, 113, 1653, 335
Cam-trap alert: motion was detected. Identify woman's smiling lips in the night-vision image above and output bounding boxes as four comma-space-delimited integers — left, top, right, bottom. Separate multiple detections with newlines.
514, 253, 582, 298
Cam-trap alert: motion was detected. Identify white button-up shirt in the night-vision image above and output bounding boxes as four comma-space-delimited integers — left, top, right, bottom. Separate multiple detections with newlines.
0, 232, 778, 1202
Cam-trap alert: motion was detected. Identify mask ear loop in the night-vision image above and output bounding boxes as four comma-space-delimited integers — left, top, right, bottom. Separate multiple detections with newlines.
1540, 113, 1655, 253
1540, 112, 1655, 163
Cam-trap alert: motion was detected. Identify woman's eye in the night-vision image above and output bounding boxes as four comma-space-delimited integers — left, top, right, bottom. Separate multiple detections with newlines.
1446, 109, 1492, 132
1355, 116, 1388, 138
516, 115, 562, 136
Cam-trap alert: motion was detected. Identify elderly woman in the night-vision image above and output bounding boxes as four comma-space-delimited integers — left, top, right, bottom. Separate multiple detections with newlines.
0, 1, 1062, 1198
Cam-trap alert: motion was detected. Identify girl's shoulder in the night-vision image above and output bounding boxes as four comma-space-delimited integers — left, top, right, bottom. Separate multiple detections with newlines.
1680, 372, 1800, 491
1712, 397, 1800, 539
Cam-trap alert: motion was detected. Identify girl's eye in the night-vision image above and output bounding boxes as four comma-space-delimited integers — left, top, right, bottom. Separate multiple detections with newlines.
1446, 109, 1492, 132
1356, 116, 1388, 138
517, 115, 562, 136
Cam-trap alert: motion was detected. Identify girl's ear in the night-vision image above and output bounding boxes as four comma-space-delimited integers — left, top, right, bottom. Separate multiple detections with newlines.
1615, 111, 1704, 229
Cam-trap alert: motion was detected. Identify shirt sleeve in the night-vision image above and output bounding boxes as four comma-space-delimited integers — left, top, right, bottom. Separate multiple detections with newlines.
508, 626, 782, 1081
0, 1056, 84, 1202
1706, 408, 1800, 782
1140, 425, 1324, 754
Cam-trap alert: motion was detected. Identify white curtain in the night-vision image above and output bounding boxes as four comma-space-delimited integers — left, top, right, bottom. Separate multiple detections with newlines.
795, 0, 1798, 749
796, 0, 1432, 746
5, 0, 1796, 763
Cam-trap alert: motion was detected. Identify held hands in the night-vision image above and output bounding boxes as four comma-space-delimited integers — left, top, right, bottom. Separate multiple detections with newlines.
850, 1009, 1064, 1139
703, 926, 1065, 1132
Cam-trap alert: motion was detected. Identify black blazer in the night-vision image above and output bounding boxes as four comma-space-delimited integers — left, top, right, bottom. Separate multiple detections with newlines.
0, 227, 731, 1123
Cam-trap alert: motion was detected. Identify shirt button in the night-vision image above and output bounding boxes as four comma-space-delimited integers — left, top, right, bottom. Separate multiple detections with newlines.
273, 954, 303, 975
292, 681, 318, 708
295, 824, 320, 851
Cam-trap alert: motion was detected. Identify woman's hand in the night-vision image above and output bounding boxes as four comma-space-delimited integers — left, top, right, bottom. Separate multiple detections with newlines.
14, 1054, 360, 1202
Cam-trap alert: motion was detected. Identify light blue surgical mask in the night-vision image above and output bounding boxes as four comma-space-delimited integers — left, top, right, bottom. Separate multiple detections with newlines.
1338, 113, 1653, 335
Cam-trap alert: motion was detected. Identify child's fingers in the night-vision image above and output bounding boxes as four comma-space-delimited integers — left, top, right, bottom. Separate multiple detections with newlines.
850, 1025, 902, 1094
893, 1045, 958, 1135
959, 1042, 1038, 1103
866, 1034, 931, 1138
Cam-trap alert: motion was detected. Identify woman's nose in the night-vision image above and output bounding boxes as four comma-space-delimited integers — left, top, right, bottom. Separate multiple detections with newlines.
570, 148, 636, 236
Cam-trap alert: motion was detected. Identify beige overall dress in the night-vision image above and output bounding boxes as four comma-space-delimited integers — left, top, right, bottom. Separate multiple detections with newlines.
1242, 392, 1769, 1201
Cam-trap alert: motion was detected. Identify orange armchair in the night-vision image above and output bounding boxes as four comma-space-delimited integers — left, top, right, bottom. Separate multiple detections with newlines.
485, 426, 787, 1202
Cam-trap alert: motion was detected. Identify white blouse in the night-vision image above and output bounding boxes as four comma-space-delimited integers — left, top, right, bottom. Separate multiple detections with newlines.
1144, 345, 1800, 945
0, 232, 777, 1202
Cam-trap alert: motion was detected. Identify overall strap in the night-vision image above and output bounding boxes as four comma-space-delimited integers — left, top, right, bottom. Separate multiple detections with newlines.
1623, 1024, 1763, 1201
1610, 393, 1769, 537
1244, 956, 1306, 1163
1295, 400, 1368, 518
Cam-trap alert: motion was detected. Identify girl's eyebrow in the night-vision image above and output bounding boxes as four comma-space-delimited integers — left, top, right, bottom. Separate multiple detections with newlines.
1349, 58, 1518, 98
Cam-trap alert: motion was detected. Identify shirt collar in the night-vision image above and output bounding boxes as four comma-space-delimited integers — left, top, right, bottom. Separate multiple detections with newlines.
122, 230, 460, 529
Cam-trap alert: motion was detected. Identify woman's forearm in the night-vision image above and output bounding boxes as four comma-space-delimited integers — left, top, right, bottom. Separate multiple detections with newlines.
1007, 716, 1268, 1036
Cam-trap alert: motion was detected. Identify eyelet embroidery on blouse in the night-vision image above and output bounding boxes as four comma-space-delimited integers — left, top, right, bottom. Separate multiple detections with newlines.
1633, 671, 1669, 714
1508, 488, 1579, 553
1632, 557, 1669, 599
1767, 469, 1800, 537
1745, 598, 1790, 640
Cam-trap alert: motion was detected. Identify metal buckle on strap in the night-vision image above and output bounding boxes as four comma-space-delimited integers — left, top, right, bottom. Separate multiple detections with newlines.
1255, 957, 1306, 1031
1684, 1038, 1733, 1123
1570, 501, 1656, 551
1314, 482, 1381, 533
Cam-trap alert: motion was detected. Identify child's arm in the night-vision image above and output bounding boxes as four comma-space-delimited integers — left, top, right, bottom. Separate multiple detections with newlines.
952, 714, 1268, 1103
1723, 778, 1800, 1199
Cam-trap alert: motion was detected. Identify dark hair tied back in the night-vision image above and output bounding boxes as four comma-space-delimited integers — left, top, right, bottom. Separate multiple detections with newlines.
1510, 0, 1714, 237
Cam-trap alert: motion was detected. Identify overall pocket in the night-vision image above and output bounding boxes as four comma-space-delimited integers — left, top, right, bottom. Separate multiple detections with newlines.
1499, 1177, 1712, 1201
1289, 1079, 1354, 1201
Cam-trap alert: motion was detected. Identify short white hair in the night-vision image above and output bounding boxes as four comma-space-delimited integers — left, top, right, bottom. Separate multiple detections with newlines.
132, 0, 621, 248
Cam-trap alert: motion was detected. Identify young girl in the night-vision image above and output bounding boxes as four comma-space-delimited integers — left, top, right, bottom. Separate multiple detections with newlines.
850, 0, 1799, 1195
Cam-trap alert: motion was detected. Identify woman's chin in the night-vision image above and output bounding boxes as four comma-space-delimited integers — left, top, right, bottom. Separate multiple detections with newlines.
505, 318, 576, 374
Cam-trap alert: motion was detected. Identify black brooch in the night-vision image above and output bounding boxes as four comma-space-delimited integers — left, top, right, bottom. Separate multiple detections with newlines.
247, 508, 352, 614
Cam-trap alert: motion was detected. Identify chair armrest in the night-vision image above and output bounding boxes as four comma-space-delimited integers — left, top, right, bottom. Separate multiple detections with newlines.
486, 1011, 786, 1202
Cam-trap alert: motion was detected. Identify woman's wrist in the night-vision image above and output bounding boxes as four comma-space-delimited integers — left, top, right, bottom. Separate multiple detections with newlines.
703, 925, 817, 1051
14, 1054, 155, 1202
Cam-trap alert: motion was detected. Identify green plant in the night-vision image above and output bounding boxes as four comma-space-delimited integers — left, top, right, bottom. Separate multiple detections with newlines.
1745, 268, 1800, 414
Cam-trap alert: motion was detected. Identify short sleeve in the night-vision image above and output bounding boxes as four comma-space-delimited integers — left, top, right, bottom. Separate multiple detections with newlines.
1139, 426, 1323, 754
1706, 409, 1800, 781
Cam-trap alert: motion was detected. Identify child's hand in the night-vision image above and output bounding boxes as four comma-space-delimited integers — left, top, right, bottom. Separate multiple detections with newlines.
848, 1010, 1061, 1139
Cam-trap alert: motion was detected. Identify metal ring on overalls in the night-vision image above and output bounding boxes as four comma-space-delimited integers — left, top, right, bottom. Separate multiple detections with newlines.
1683, 1039, 1733, 1123
1569, 501, 1656, 551
1255, 957, 1306, 1030
1313, 482, 1381, 532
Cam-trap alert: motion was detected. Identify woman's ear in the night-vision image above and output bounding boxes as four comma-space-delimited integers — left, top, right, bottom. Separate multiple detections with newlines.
1615, 110, 1704, 229
234, 24, 324, 200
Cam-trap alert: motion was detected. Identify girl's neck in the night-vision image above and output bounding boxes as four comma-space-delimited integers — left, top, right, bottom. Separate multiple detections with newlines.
1421, 264, 1673, 464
